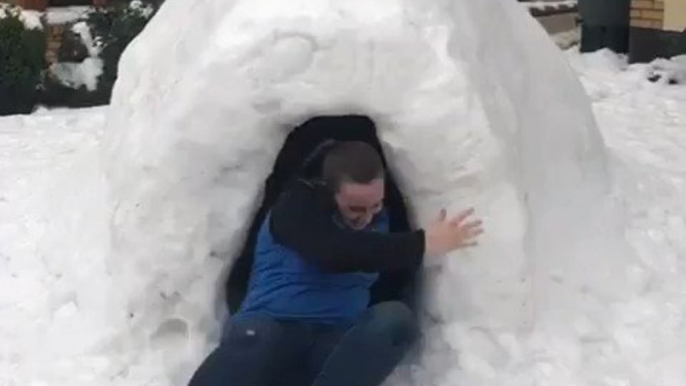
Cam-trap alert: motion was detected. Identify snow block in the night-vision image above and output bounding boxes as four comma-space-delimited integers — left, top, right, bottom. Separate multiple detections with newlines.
101, 0, 632, 384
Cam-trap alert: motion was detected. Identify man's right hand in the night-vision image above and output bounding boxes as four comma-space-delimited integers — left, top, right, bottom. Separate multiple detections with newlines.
424, 208, 484, 257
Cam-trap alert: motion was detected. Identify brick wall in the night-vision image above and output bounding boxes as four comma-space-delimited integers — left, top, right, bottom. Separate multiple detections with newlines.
7, 0, 47, 11
631, 0, 665, 29
46, 24, 66, 64
7, 0, 110, 10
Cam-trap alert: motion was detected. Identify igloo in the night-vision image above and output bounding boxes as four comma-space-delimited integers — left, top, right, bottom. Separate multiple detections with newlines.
101, 0, 633, 384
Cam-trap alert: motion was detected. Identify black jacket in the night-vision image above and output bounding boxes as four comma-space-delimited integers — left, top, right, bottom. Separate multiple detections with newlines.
270, 179, 426, 273
266, 173, 425, 313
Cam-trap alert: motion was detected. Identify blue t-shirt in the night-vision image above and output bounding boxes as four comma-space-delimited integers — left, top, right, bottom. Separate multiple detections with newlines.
236, 211, 388, 324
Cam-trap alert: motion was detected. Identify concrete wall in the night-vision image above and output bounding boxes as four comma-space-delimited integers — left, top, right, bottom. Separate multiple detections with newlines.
7, 0, 108, 10
537, 13, 579, 35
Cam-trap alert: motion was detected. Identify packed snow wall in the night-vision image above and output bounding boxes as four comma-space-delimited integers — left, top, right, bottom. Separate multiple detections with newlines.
101, 0, 633, 384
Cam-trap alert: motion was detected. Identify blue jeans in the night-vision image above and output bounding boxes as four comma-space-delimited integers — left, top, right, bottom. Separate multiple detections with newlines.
187, 301, 418, 386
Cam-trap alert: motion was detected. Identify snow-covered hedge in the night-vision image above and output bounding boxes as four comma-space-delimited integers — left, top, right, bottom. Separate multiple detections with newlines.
86, 0, 155, 90
43, 0, 160, 108
0, 5, 46, 115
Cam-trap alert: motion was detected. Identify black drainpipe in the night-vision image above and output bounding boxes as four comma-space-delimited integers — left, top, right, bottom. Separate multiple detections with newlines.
579, 0, 630, 54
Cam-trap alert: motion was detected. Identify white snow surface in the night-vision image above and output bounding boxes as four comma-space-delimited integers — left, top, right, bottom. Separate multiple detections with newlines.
0, 107, 111, 386
551, 28, 581, 49
1, 3, 685, 386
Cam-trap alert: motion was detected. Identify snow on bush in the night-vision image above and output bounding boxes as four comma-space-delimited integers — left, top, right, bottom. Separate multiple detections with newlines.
50, 57, 103, 92
0, 3, 43, 30
129, 0, 155, 18
49, 0, 157, 96
51, 21, 103, 91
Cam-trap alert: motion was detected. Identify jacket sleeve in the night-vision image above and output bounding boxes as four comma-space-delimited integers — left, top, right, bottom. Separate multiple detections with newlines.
270, 181, 425, 273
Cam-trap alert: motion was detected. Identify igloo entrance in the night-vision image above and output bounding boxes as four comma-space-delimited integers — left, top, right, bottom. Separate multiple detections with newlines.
224, 115, 421, 314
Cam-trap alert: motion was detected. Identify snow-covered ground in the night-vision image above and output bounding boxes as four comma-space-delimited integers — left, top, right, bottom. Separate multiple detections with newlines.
567, 49, 686, 386
1, 48, 685, 386
551, 28, 580, 49
0, 107, 112, 386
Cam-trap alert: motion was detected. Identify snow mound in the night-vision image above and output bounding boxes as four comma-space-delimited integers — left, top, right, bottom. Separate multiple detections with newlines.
101, 0, 635, 384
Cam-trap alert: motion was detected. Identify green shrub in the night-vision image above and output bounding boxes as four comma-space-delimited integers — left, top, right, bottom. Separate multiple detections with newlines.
40, 74, 111, 108
0, 6, 46, 115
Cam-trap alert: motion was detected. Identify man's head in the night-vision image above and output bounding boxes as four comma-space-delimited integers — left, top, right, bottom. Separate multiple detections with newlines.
323, 141, 385, 230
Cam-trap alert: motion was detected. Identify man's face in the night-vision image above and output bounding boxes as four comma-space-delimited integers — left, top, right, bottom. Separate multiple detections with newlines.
334, 178, 385, 230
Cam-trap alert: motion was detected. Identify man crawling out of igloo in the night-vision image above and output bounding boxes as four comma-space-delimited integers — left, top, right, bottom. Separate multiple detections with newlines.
188, 141, 484, 386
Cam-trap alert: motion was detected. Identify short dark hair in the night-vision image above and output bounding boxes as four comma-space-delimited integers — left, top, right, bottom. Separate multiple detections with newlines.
322, 141, 384, 191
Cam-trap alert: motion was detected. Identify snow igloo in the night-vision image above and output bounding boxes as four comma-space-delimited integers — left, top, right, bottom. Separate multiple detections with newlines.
101, 0, 632, 384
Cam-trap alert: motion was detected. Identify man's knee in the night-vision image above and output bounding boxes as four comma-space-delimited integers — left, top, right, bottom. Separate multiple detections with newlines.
365, 301, 418, 347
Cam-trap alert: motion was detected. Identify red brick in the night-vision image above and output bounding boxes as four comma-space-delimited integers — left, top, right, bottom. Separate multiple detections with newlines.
632, 0, 654, 10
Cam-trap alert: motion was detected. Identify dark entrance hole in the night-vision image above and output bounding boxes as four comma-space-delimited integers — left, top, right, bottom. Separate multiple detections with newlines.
225, 115, 420, 314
